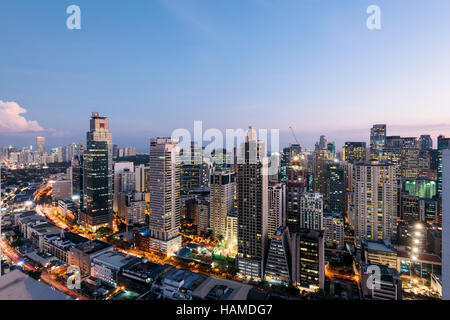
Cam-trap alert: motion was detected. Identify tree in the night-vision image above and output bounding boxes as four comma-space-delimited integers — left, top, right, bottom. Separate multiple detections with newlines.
28, 270, 42, 281
96, 227, 113, 238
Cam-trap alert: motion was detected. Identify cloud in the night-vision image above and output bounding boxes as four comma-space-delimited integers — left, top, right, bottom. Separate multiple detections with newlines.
0, 100, 44, 133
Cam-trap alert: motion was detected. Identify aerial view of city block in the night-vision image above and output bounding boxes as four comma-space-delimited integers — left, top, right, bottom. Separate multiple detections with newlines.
1, 0, 450, 307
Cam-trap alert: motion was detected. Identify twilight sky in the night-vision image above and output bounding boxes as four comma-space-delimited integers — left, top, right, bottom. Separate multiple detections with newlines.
1, 0, 450, 152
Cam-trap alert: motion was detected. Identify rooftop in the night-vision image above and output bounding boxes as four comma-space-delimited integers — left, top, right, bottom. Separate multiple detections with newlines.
74, 239, 113, 255
93, 251, 139, 268
364, 240, 396, 254
192, 276, 253, 300
0, 269, 71, 300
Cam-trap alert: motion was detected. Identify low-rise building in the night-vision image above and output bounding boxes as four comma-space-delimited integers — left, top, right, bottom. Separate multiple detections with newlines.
151, 268, 208, 300
68, 240, 114, 276
91, 251, 140, 288
118, 261, 171, 294
43, 232, 89, 263
192, 276, 254, 300
362, 240, 398, 269
361, 264, 402, 300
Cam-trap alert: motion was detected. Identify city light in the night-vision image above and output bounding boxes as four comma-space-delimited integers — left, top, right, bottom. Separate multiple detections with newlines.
0, 2, 445, 303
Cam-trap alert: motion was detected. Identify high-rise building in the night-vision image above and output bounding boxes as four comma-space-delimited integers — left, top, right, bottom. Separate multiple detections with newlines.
400, 137, 421, 179
318, 135, 328, 150
113, 162, 135, 213
327, 162, 345, 214
438, 135, 450, 196
71, 156, 83, 202
117, 192, 146, 226
342, 142, 366, 163
264, 226, 292, 286
268, 182, 286, 239
370, 124, 386, 161
327, 142, 336, 160
442, 149, 450, 299
289, 227, 325, 290
197, 198, 210, 235
36, 136, 45, 154
353, 161, 396, 243
236, 127, 269, 280
285, 154, 307, 226
312, 147, 331, 197
135, 164, 149, 193
323, 212, 344, 249
383, 136, 403, 179
419, 135, 433, 151
209, 170, 235, 240
300, 192, 323, 231
148, 137, 182, 255
79, 112, 113, 232
180, 143, 210, 195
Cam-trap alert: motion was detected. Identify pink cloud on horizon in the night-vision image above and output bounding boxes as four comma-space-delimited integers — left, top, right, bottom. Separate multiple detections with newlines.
0, 100, 44, 133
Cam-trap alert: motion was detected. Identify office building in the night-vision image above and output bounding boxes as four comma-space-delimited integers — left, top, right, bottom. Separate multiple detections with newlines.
300, 192, 323, 231
264, 226, 292, 286
419, 135, 433, 151
148, 138, 182, 255
117, 192, 146, 226
354, 161, 396, 243
285, 155, 306, 226
268, 182, 286, 239
342, 142, 366, 163
236, 127, 269, 280
36, 136, 45, 154
361, 264, 402, 300
209, 170, 235, 240
79, 112, 113, 232
289, 227, 325, 290
442, 150, 450, 299
312, 147, 331, 197
113, 162, 135, 213
323, 212, 344, 249
68, 239, 114, 276
327, 162, 345, 214
91, 251, 140, 288
197, 197, 210, 235
370, 124, 386, 161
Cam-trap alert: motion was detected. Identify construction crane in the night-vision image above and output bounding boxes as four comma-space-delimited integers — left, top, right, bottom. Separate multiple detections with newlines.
289, 126, 300, 146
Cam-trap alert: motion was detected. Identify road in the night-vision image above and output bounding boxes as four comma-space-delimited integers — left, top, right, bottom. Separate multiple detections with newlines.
0, 238, 87, 300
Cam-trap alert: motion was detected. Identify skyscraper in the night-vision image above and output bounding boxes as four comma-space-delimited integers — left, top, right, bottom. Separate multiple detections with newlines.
36, 136, 45, 154
285, 154, 306, 226
370, 124, 386, 161
342, 142, 366, 163
79, 112, 113, 232
419, 135, 433, 151
353, 161, 396, 243
400, 137, 421, 179
236, 127, 269, 280
300, 192, 323, 231
318, 135, 328, 150
289, 226, 325, 290
268, 182, 286, 239
312, 147, 331, 197
264, 226, 292, 286
438, 135, 450, 196
210, 170, 235, 240
326, 162, 345, 214
113, 162, 135, 213
148, 137, 182, 255
442, 149, 450, 299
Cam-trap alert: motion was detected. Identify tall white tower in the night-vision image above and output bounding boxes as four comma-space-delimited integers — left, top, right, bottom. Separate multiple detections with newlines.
148, 137, 182, 255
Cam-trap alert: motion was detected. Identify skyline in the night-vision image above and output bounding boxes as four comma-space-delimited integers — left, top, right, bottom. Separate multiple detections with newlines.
1, 0, 450, 150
